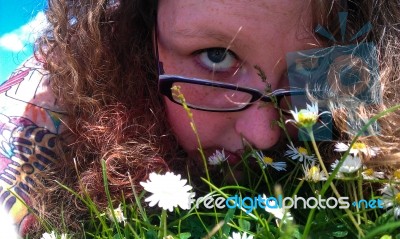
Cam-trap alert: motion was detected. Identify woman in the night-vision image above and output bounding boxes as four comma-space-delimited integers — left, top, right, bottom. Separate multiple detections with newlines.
0, 0, 399, 236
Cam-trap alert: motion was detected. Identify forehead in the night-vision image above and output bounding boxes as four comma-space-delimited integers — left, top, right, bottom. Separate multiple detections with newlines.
158, 0, 313, 35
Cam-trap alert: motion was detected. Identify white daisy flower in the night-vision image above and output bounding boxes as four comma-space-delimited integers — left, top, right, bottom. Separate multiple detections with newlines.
41, 232, 57, 239
228, 232, 254, 239
361, 167, 385, 180
380, 184, 400, 219
334, 142, 380, 157
207, 149, 229, 165
284, 144, 316, 163
253, 151, 287, 171
261, 194, 294, 222
60, 234, 69, 239
394, 207, 400, 220
41, 231, 69, 239
107, 204, 127, 225
302, 162, 327, 182
140, 172, 194, 212
331, 155, 362, 174
287, 102, 329, 129
392, 169, 400, 182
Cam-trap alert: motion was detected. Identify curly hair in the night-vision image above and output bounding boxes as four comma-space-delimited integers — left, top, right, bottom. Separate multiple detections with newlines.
314, 0, 400, 164
32, 0, 181, 235
30, 0, 400, 236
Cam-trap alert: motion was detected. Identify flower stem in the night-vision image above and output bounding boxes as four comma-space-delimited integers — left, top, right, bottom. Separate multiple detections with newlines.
306, 128, 328, 177
304, 128, 364, 237
160, 209, 167, 238
351, 180, 361, 224
359, 176, 368, 221
171, 86, 211, 186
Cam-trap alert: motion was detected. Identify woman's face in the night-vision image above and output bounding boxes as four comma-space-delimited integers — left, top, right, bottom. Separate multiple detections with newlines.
158, 0, 320, 160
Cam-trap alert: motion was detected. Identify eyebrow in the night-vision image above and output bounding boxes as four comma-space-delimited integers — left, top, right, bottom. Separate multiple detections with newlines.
172, 28, 229, 39
170, 27, 245, 49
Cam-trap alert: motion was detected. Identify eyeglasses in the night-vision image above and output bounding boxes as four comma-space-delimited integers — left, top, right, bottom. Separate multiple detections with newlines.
155, 28, 308, 113
159, 74, 309, 113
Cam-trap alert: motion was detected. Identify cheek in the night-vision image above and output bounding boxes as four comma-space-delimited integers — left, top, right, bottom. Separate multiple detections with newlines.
286, 122, 299, 139
164, 99, 233, 151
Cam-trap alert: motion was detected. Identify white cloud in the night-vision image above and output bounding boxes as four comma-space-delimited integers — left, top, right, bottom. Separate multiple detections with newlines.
0, 11, 49, 52
0, 33, 25, 52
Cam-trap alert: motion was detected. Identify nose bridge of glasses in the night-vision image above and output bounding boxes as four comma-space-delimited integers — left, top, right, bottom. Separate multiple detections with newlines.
257, 89, 297, 104
258, 93, 274, 103
257, 88, 309, 113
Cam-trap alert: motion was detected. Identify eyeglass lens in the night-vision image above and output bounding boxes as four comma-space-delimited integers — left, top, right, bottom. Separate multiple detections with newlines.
170, 81, 309, 112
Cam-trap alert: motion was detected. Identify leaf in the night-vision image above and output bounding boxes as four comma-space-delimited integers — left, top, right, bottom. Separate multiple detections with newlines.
380, 235, 393, 239
331, 230, 348, 237
290, 228, 303, 239
257, 228, 276, 239
178, 232, 192, 239
113, 234, 125, 239
238, 219, 251, 231
314, 210, 329, 224
145, 230, 158, 239
307, 210, 349, 239
221, 207, 236, 236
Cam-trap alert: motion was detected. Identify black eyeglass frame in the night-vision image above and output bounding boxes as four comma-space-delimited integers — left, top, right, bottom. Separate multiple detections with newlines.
154, 18, 308, 113
159, 74, 308, 112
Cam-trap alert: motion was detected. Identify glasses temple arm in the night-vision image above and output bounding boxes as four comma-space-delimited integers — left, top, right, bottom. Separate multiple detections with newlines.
154, 14, 165, 75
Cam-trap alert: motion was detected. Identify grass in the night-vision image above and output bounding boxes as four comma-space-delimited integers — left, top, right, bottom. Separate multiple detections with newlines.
33, 92, 400, 239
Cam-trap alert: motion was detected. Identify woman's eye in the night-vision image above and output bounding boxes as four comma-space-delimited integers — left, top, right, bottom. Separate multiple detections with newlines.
197, 48, 239, 72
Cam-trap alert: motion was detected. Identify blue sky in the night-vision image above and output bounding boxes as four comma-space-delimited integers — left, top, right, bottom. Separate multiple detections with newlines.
0, 1, 47, 83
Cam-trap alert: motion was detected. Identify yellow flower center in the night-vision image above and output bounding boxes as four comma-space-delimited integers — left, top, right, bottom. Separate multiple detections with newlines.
305, 166, 322, 182
263, 156, 273, 165
393, 169, 400, 179
298, 147, 308, 155
309, 166, 319, 176
297, 110, 317, 127
395, 192, 400, 205
363, 168, 374, 176
352, 142, 367, 150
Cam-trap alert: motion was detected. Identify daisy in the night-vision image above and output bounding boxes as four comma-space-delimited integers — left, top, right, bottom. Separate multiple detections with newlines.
302, 162, 327, 182
361, 167, 385, 180
392, 169, 400, 181
107, 204, 127, 225
140, 172, 194, 212
41, 232, 57, 239
208, 149, 229, 165
380, 184, 400, 219
287, 102, 329, 129
331, 155, 362, 174
334, 142, 380, 157
41, 231, 69, 239
252, 151, 287, 171
228, 232, 254, 239
284, 144, 316, 163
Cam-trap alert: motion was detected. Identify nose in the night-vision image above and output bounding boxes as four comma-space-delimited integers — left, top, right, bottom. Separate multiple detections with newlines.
234, 102, 281, 150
